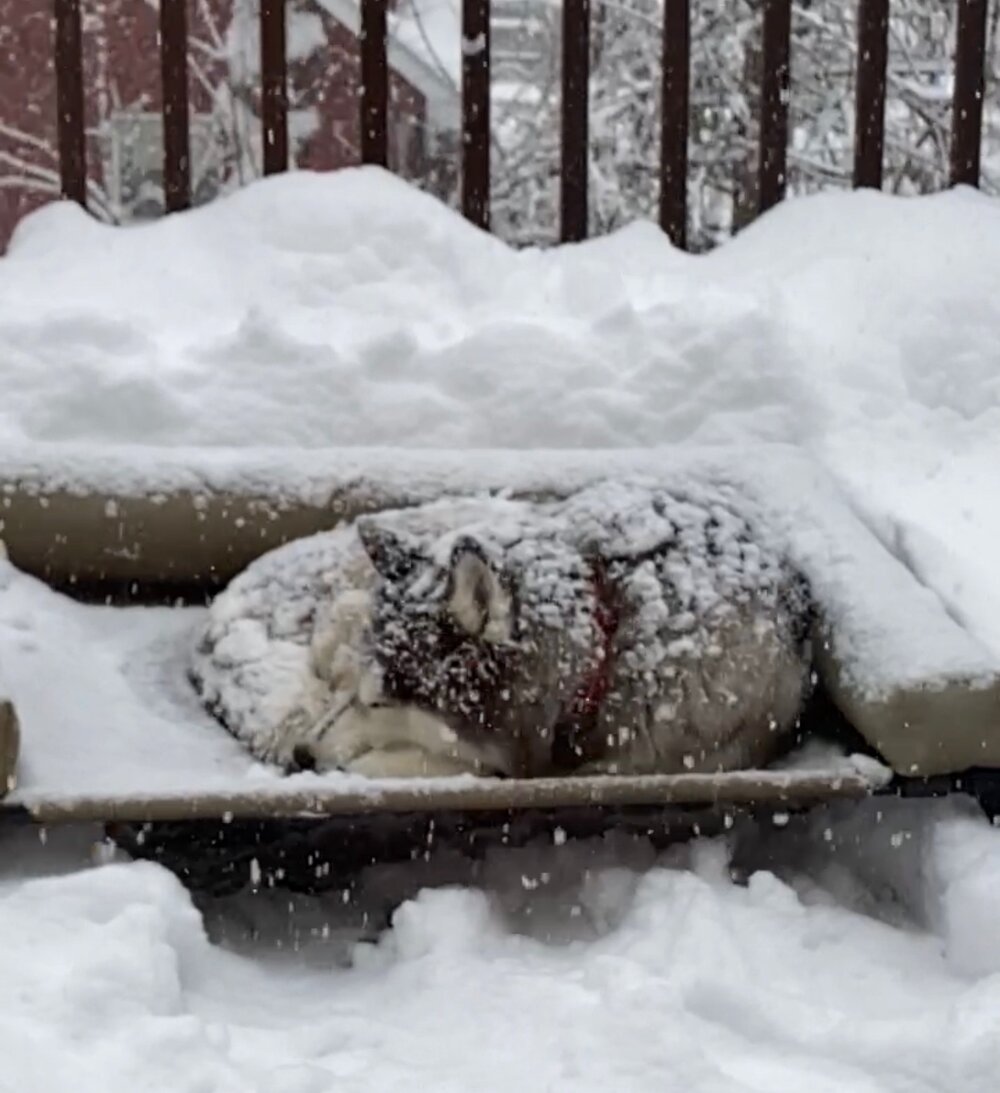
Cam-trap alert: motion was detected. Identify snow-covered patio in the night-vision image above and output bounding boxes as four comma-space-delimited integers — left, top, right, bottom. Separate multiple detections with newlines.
1, 170, 999, 1091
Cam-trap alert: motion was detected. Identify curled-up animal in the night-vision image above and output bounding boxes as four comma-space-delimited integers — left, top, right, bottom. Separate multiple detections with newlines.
190, 478, 813, 779
325, 478, 815, 778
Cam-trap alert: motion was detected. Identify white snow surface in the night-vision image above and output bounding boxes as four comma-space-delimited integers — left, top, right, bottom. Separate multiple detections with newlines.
1, 801, 999, 1092
3, 169, 1000, 778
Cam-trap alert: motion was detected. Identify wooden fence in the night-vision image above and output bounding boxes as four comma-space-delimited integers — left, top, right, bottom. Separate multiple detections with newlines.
52, 0, 991, 249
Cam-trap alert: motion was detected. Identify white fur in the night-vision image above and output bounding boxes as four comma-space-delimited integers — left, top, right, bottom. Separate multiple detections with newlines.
309, 701, 508, 777
274, 585, 504, 777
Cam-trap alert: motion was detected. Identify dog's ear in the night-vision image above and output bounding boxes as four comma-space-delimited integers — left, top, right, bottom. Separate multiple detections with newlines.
447, 536, 513, 642
357, 519, 423, 582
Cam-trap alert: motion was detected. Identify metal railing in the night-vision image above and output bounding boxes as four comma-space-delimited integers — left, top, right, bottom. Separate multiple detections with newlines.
50, 0, 991, 248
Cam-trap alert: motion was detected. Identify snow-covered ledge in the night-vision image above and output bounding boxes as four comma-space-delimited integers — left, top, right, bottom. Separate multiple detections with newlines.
0, 444, 671, 589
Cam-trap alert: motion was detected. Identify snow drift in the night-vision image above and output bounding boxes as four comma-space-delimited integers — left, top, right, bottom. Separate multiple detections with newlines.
0, 811, 998, 1093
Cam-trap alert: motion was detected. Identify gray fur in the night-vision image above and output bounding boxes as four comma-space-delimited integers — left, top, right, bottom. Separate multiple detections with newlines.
351, 480, 815, 778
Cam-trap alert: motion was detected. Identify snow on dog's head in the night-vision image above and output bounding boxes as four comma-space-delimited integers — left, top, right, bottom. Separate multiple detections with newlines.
352, 505, 615, 778
358, 520, 519, 690
352, 481, 815, 780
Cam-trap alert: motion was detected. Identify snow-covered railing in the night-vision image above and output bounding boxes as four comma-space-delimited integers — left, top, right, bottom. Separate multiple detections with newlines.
49, 0, 991, 250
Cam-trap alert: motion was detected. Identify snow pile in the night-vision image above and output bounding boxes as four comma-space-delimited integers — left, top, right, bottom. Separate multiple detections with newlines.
0, 171, 995, 453
1, 811, 998, 1092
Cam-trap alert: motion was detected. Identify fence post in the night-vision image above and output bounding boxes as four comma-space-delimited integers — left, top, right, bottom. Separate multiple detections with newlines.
260, 0, 288, 175
757, 0, 791, 214
53, 0, 87, 207
360, 0, 389, 167
660, 0, 689, 249
853, 0, 889, 189
160, 0, 191, 212
461, 0, 490, 228
561, 0, 590, 243
950, 0, 988, 186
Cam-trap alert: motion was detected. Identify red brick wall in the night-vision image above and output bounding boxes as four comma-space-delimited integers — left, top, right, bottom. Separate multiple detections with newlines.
0, 0, 429, 252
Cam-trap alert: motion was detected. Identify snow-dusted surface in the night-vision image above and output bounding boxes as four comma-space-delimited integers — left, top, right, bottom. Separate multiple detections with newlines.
0, 554, 266, 798
1, 800, 999, 1092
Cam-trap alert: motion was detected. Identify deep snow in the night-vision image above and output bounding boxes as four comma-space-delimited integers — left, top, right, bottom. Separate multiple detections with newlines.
3, 171, 1000, 1091
1, 801, 999, 1093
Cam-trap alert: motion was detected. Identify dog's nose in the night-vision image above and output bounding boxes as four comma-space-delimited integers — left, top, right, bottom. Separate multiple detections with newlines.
290, 744, 317, 772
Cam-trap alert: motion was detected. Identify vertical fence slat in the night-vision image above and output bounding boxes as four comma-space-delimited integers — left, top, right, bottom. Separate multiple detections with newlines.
950, 0, 988, 186
260, 0, 288, 175
160, 0, 191, 212
360, 0, 388, 167
560, 0, 589, 243
660, 0, 689, 248
853, 0, 889, 189
53, 0, 86, 207
461, 0, 490, 228
757, 0, 791, 214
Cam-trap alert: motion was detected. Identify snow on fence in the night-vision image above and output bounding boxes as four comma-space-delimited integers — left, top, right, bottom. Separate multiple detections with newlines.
50, 0, 990, 249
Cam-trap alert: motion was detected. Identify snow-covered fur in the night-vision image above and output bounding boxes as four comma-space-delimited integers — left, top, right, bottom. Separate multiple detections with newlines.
192, 480, 814, 779
332, 480, 815, 778
275, 583, 501, 777
190, 497, 526, 774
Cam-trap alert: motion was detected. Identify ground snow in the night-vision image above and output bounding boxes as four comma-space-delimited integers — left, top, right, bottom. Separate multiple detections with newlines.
1, 806, 999, 1093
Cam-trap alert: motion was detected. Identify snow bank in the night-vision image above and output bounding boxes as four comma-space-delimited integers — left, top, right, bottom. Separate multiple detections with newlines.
3, 172, 996, 455
2, 819, 998, 1092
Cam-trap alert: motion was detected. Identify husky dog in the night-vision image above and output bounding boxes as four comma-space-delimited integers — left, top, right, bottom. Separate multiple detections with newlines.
254, 497, 543, 778
300, 480, 814, 779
